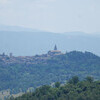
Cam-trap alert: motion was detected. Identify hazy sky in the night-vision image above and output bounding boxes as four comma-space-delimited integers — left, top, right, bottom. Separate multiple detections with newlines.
0, 0, 100, 33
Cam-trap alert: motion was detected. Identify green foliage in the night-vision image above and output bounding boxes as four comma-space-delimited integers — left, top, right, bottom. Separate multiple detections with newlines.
68, 76, 79, 84
10, 77, 100, 100
0, 51, 100, 93
85, 76, 94, 83
55, 82, 61, 88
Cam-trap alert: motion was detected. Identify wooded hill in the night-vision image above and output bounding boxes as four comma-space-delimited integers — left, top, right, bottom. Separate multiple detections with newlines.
0, 51, 100, 94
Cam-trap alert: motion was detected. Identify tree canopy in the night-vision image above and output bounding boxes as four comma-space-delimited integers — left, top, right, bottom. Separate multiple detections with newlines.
10, 76, 100, 100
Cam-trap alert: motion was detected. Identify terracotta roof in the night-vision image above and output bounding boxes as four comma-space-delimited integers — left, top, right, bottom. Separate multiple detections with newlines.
48, 50, 61, 53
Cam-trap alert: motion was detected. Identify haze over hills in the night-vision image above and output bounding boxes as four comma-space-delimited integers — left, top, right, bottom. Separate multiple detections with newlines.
0, 25, 43, 32
0, 25, 100, 99
0, 25, 100, 56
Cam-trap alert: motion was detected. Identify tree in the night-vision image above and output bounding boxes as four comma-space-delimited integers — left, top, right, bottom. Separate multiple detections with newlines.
69, 76, 79, 84
55, 82, 61, 88
85, 76, 94, 83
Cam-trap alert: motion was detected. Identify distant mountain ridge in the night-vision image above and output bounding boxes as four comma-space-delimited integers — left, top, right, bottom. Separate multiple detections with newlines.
0, 24, 100, 56
0, 25, 44, 32
0, 25, 100, 35
0, 31, 100, 56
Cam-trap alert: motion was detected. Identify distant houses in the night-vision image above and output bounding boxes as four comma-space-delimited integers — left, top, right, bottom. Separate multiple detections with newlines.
0, 45, 63, 65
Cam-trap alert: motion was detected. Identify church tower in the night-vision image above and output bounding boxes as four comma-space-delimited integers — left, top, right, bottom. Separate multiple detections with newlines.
48, 45, 62, 56
54, 45, 57, 50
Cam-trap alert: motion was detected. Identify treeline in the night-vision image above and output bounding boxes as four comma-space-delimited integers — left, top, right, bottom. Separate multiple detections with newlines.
10, 76, 100, 100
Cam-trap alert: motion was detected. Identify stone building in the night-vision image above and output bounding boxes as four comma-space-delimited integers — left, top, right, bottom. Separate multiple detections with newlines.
48, 45, 62, 56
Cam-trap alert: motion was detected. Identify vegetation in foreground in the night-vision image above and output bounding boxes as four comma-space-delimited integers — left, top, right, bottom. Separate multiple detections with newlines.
10, 76, 100, 100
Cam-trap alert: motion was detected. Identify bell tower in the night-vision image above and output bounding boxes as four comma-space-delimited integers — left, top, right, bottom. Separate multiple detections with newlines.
54, 45, 57, 50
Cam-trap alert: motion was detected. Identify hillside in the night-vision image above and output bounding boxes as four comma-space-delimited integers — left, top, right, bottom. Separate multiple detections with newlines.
0, 31, 100, 56
9, 77, 100, 100
0, 51, 100, 94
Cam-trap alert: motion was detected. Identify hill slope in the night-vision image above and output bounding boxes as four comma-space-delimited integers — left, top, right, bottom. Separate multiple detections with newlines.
0, 51, 100, 94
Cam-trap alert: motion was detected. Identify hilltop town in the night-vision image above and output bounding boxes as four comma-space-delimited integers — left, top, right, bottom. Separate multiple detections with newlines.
0, 45, 63, 65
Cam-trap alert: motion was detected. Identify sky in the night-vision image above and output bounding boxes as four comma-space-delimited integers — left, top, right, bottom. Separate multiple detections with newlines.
0, 0, 100, 33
